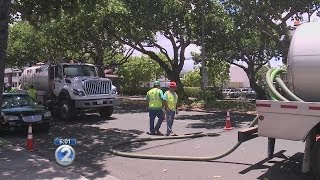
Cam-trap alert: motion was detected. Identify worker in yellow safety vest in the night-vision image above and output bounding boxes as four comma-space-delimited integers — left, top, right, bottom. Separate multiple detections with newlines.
27, 85, 37, 100
163, 81, 178, 136
146, 80, 164, 135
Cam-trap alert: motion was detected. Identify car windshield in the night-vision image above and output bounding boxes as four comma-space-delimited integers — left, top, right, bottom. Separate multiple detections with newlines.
2, 95, 37, 109
63, 65, 97, 78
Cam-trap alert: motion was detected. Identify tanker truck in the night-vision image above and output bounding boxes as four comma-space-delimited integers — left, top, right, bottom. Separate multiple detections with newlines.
256, 22, 320, 178
20, 62, 120, 120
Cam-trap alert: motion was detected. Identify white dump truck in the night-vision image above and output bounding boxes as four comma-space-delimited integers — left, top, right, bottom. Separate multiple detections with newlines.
255, 22, 320, 178
20, 62, 119, 120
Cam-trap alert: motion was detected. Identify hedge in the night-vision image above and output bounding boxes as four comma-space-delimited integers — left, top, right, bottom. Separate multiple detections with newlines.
120, 86, 222, 100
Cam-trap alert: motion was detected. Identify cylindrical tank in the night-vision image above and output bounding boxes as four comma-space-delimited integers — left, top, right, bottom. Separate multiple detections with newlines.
21, 65, 50, 92
287, 22, 320, 102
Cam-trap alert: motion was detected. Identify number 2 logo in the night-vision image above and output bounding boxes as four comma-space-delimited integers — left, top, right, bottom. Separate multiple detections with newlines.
60, 146, 72, 162
55, 145, 75, 166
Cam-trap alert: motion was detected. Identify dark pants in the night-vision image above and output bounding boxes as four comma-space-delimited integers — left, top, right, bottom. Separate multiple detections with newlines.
149, 109, 164, 134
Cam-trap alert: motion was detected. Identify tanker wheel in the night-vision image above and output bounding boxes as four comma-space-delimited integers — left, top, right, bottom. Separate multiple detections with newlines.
59, 99, 75, 121
311, 140, 320, 179
99, 106, 114, 118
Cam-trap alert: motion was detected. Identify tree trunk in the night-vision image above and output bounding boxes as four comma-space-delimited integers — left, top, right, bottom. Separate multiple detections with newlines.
0, 0, 10, 109
167, 69, 187, 102
248, 76, 267, 100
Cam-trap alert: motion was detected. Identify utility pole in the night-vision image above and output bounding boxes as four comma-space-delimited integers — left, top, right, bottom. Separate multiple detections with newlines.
201, 0, 208, 91
0, 0, 10, 107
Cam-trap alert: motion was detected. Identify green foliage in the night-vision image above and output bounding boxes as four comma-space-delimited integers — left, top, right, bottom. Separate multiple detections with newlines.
255, 65, 269, 93
121, 86, 150, 96
191, 52, 230, 87
200, 89, 216, 105
117, 55, 165, 90
7, 21, 45, 67
184, 87, 201, 98
182, 70, 201, 87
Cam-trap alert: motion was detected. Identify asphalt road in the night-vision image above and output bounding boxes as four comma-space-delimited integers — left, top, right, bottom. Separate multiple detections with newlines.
1, 107, 316, 180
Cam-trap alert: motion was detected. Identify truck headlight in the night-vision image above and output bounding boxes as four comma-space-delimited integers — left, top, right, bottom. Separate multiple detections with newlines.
72, 89, 85, 96
44, 111, 51, 118
4, 115, 19, 121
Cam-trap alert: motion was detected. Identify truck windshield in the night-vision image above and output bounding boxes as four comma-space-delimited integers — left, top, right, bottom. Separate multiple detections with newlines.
63, 65, 98, 78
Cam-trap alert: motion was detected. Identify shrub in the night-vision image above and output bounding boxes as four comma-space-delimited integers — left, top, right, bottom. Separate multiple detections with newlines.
121, 86, 150, 96
184, 87, 201, 98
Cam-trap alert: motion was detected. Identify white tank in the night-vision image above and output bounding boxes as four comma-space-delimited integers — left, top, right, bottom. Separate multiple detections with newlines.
287, 22, 320, 102
21, 65, 50, 92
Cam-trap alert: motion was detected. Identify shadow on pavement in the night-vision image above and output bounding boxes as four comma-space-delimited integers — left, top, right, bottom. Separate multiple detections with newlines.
176, 112, 256, 129
1, 118, 145, 179
0, 144, 84, 179
239, 151, 315, 180
115, 98, 148, 114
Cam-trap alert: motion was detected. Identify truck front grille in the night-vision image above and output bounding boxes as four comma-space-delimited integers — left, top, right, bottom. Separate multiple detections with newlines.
84, 80, 111, 95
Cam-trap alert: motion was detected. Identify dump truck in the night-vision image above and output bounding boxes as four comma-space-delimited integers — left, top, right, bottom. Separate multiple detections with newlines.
20, 62, 119, 120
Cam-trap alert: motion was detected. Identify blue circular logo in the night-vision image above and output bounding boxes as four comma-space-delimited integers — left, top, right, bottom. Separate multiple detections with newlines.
55, 145, 75, 166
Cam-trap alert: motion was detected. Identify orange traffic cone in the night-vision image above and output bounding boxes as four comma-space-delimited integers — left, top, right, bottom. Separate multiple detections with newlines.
223, 111, 233, 130
26, 124, 34, 151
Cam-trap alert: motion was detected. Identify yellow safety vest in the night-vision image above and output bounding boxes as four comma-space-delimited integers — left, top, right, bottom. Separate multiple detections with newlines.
27, 89, 37, 100
147, 88, 162, 109
166, 91, 178, 111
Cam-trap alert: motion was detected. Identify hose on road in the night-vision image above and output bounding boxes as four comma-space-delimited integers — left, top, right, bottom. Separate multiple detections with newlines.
109, 116, 258, 161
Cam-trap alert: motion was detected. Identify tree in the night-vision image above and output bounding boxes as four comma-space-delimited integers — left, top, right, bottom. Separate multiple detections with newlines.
192, 52, 230, 88
7, 21, 46, 67
99, 0, 227, 100
182, 70, 201, 87
117, 55, 165, 90
201, 0, 320, 99
10, 0, 131, 66
0, 0, 10, 110
255, 65, 269, 94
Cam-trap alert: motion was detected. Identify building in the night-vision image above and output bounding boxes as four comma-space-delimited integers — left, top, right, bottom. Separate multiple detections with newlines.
227, 65, 250, 88
4, 68, 22, 88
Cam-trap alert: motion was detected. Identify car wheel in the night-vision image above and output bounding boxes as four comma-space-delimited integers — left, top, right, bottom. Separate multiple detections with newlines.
99, 106, 114, 118
59, 99, 75, 121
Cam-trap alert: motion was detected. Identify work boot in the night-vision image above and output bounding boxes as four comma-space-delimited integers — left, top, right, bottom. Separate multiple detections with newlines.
155, 129, 163, 135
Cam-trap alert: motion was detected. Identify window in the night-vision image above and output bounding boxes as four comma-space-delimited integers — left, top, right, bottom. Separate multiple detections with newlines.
54, 66, 62, 79
63, 65, 97, 78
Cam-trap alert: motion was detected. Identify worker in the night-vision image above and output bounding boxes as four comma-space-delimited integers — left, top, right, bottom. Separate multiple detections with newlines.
4, 84, 15, 93
146, 80, 164, 135
163, 81, 178, 136
27, 85, 37, 100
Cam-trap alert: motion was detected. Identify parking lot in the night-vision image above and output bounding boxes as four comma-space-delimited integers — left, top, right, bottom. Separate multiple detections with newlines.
0, 104, 315, 180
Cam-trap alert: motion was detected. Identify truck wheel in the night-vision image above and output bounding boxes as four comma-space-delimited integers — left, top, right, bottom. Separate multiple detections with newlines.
311, 140, 320, 179
99, 106, 114, 117
59, 99, 75, 120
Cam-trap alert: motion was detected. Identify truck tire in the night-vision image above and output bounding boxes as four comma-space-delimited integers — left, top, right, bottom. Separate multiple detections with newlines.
99, 106, 114, 118
59, 99, 75, 121
311, 140, 320, 179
